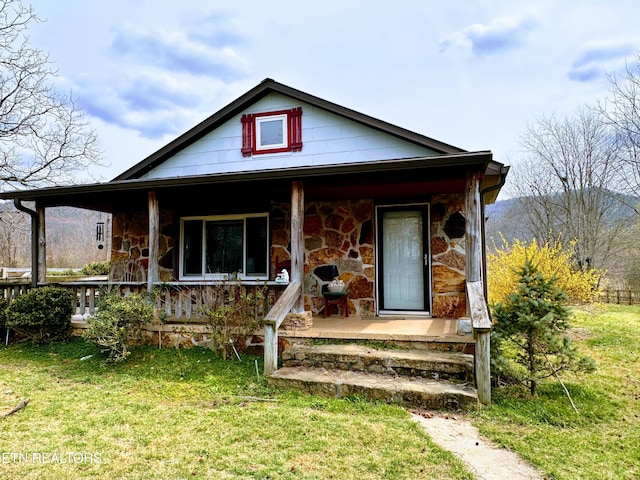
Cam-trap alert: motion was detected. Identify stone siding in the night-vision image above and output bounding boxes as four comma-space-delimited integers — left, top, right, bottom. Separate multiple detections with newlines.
271, 199, 375, 317
430, 194, 467, 318
110, 209, 176, 282
111, 194, 468, 318
272, 195, 468, 318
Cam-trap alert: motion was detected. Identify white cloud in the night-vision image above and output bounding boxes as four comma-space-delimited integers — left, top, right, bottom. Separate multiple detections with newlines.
23, 0, 640, 183
111, 25, 249, 80
439, 15, 538, 56
568, 41, 637, 83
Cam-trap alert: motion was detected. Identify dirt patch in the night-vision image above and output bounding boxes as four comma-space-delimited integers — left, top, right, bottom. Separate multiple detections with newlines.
410, 410, 547, 480
567, 327, 592, 341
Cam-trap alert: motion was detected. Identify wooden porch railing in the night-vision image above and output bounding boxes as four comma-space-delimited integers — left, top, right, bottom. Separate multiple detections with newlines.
263, 281, 302, 376
46, 281, 146, 317
0, 280, 31, 302
1, 280, 286, 322
466, 280, 492, 405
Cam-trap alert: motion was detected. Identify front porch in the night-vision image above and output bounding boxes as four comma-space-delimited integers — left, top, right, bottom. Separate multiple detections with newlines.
279, 315, 473, 349
271, 317, 479, 410
68, 315, 473, 357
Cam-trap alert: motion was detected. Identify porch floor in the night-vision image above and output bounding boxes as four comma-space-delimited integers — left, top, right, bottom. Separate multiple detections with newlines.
279, 316, 473, 344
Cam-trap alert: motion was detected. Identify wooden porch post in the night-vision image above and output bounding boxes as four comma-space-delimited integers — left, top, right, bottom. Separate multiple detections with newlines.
147, 191, 159, 291
36, 203, 46, 285
264, 180, 304, 376
291, 180, 304, 313
263, 321, 278, 376
465, 170, 492, 405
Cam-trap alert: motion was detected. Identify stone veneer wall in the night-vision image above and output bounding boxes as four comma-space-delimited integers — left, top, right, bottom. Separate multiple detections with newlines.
271, 199, 376, 317
110, 209, 176, 282
271, 195, 469, 319
430, 194, 467, 318
111, 195, 468, 318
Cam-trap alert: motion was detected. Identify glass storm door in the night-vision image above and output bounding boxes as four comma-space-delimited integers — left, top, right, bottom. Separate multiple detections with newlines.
377, 205, 431, 315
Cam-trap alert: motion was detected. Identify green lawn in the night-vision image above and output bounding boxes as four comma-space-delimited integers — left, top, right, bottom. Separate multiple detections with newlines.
471, 304, 640, 480
1, 304, 638, 479
0, 338, 472, 479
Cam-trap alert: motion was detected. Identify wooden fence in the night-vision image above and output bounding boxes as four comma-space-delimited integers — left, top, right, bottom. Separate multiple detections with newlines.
599, 289, 640, 305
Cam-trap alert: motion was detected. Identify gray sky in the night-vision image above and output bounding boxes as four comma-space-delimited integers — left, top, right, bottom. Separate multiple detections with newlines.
29, 1, 640, 197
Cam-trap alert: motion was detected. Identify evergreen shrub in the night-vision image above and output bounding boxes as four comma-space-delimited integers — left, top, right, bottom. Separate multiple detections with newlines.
83, 288, 154, 362
5, 286, 74, 343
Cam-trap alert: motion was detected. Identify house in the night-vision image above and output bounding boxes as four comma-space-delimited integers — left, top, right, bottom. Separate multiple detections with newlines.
0, 78, 508, 404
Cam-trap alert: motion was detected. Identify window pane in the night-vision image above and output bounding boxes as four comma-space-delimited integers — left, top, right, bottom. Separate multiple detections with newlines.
246, 217, 268, 275
205, 220, 243, 274
382, 211, 424, 310
183, 220, 203, 276
259, 119, 284, 146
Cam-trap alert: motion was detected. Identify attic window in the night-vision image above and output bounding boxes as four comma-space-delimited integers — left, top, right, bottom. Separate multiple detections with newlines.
257, 114, 287, 151
241, 108, 302, 156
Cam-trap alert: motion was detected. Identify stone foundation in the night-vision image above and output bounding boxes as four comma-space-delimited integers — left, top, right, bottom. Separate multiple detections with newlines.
280, 311, 313, 331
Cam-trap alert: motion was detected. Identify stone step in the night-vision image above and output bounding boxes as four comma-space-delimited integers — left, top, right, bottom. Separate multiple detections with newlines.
282, 343, 474, 382
268, 366, 478, 410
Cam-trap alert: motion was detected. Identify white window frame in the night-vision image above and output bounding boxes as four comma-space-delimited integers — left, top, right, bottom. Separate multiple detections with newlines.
255, 114, 288, 151
179, 213, 269, 281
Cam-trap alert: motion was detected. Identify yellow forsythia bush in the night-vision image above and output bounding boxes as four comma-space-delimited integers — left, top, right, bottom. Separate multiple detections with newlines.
487, 237, 603, 305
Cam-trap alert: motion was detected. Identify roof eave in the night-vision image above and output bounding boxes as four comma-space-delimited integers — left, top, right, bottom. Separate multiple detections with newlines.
1, 151, 498, 204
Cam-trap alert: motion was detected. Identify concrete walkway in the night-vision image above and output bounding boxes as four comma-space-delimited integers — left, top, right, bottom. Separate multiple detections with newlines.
412, 412, 546, 480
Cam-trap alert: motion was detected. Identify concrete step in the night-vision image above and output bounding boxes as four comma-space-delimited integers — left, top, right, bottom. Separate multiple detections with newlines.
282, 343, 474, 382
268, 366, 478, 410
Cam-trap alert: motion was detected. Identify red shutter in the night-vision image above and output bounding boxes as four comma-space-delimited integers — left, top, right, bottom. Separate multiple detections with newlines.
290, 107, 303, 151
241, 114, 254, 157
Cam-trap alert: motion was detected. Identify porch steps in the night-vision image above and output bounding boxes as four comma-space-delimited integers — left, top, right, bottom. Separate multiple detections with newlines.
268, 343, 478, 410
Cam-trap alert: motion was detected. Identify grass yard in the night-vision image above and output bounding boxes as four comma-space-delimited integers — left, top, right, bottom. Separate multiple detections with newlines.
0, 338, 472, 480
1, 304, 638, 479
471, 304, 640, 480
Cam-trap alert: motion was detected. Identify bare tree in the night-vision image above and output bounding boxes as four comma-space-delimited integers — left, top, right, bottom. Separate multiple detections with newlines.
0, 201, 29, 266
596, 52, 640, 200
0, 0, 101, 191
508, 109, 632, 273
45, 207, 110, 268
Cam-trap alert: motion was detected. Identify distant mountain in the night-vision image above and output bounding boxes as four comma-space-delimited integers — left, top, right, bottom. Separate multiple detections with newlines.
0, 202, 109, 267
484, 190, 639, 250
485, 197, 534, 249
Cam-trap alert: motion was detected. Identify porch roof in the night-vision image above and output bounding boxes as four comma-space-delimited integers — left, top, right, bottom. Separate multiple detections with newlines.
0, 151, 507, 212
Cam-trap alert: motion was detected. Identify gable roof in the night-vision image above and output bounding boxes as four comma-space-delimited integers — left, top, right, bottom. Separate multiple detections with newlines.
114, 78, 467, 181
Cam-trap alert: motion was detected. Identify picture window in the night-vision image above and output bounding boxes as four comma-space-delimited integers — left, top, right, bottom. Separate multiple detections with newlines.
180, 214, 269, 280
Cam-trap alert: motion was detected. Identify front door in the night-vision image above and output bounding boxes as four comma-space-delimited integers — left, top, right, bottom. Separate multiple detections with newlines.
376, 204, 431, 315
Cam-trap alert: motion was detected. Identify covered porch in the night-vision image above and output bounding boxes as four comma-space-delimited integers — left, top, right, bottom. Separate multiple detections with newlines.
279, 315, 473, 348
40, 279, 471, 351
1, 157, 502, 404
